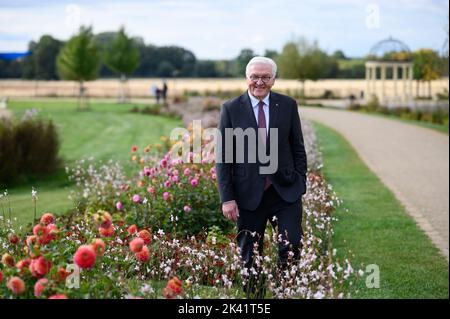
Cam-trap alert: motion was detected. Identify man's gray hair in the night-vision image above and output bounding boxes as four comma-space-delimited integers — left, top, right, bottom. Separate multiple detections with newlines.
245, 56, 277, 78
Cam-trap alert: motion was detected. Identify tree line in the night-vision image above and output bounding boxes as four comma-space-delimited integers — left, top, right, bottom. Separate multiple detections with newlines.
0, 26, 447, 89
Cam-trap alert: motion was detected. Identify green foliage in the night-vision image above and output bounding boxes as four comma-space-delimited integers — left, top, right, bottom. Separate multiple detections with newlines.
234, 48, 256, 76
130, 104, 162, 115
337, 59, 365, 79
366, 94, 380, 112
206, 225, 231, 246
264, 49, 279, 60
413, 49, 443, 82
277, 37, 339, 101
332, 50, 347, 60
122, 160, 234, 237
33, 35, 63, 80
195, 60, 220, 77
56, 26, 101, 82
103, 27, 140, 76
277, 42, 302, 79
382, 50, 412, 62
277, 38, 338, 99
277, 38, 338, 82
157, 61, 176, 77
0, 115, 61, 185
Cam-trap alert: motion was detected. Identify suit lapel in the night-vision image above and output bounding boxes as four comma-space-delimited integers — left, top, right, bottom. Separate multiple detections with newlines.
268, 92, 280, 140
264, 92, 280, 156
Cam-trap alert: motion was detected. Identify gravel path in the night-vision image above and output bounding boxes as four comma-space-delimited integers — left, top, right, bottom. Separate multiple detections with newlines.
299, 107, 449, 259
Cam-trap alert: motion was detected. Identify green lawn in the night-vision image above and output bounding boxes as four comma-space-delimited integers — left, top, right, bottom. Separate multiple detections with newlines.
3, 99, 182, 227
313, 122, 449, 299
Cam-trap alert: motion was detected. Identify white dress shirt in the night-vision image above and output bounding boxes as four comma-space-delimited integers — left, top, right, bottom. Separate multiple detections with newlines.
247, 90, 270, 137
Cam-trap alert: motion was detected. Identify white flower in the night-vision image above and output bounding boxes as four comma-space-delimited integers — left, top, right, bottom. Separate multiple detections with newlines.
31, 187, 38, 199
140, 284, 154, 294
313, 291, 325, 299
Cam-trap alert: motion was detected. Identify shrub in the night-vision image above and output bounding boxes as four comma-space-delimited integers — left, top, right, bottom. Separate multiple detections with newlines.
202, 98, 222, 112
172, 95, 188, 104
119, 153, 234, 236
420, 112, 434, 123
366, 95, 380, 112
0, 114, 61, 184
321, 90, 334, 99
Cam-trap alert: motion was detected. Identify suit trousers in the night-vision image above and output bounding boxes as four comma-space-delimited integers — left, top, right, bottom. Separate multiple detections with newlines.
236, 185, 303, 270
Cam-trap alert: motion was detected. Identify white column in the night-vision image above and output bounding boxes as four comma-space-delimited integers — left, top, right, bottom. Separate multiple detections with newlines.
402, 65, 407, 102
381, 64, 386, 103
408, 64, 413, 102
393, 65, 398, 100
365, 65, 370, 99
372, 65, 377, 98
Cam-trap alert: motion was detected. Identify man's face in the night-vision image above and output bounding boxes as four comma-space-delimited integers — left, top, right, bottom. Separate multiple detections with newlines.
246, 63, 275, 100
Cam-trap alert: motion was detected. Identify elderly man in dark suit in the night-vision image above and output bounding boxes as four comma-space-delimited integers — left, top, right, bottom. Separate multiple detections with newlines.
216, 57, 307, 285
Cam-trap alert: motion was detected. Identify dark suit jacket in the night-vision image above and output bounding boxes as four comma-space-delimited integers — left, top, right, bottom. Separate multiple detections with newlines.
216, 91, 307, 211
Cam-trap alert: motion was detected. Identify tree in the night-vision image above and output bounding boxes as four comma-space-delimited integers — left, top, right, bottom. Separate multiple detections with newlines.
234, 48, 256, 77
264, 49, 279, 60
103, 27, 140, 103
95, 31, 119, 78
33, 35, 63, 80
57, 26, 101, 110
196, 60, 219, 77
21, 41, 38, 79
18, 36, 63, 80
277, 37, 336, 99
277, 42, 301, 79
332, 50, 347, 60
412, 49, 443, 98
157, 61, 175, 77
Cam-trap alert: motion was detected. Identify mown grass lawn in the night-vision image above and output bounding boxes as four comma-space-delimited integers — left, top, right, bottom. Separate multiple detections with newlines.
313, 122, 449, 298
3, 99, 183, 227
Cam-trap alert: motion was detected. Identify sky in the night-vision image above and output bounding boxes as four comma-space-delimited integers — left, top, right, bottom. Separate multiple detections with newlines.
0, 0, 448, 59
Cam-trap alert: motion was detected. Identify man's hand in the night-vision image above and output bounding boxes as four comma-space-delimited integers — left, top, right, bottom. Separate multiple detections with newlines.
222, 200, 239, 221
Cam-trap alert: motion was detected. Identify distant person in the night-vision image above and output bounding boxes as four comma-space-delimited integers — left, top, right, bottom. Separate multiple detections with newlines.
156, 88, 161, 104
349, 94, 356, 106
150, 84, 161, 103
161, 81, 168, 103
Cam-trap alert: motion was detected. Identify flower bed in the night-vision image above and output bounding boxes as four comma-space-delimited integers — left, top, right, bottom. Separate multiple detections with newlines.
0, 120, 359, 299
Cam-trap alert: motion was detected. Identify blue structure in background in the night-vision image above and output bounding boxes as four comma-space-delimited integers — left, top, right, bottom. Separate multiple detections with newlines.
0, 52, 31, 61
